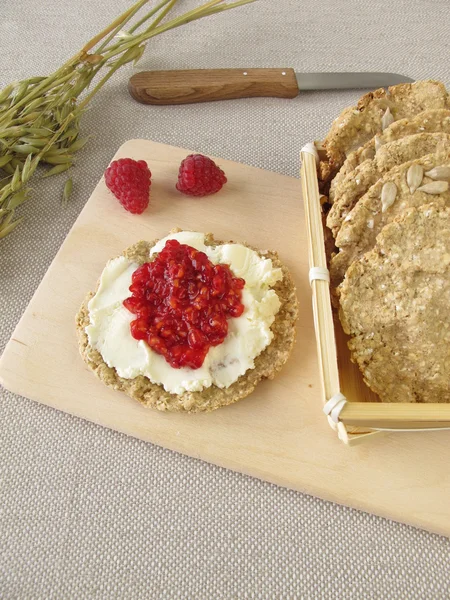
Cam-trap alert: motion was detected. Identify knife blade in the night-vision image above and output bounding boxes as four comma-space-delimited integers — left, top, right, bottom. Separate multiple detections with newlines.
295, 71, 414, 90
128, 68, 414, 105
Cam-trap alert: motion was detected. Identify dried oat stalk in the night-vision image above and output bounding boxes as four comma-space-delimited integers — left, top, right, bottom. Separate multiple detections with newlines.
0, 0, 254, 241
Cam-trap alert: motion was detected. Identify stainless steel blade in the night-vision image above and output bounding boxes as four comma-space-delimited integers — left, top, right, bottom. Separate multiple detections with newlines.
296, 72, 414, 91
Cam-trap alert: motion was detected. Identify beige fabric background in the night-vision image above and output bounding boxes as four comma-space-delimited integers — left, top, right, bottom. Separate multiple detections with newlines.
1, 0, 450, 597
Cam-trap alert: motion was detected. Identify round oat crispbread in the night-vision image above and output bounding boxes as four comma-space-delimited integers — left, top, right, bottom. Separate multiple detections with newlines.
319, 80, 450, 187
339, 203, 450, 403
75, 234, 299, 413
330, 151, 450, 291
327, 132, 450, 237
329, 108, 450, 200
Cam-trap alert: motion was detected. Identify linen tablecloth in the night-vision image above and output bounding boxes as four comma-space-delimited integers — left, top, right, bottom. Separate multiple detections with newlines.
1, 1, 450, 597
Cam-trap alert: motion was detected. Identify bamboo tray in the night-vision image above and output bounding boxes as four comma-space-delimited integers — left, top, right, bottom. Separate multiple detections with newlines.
301, 144, 450, 443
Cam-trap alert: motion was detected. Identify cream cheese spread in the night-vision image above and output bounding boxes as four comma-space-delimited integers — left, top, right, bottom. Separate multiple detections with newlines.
86, 232, 282, 394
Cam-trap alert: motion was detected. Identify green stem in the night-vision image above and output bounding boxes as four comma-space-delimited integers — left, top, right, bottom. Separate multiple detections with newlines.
97, 0, 174, 57
79, 55, 132, 109
79, 0, 148, 54
127, 0, 174, 34
144, 0, 179, 32
103, 0, 235, 61
96, 0, 150, 53
197, 0, 255, 17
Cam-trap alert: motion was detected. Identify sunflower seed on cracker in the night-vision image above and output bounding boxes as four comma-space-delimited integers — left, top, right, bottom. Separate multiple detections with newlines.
374, 135, 384, 152
381, 181, 397, 212
424, 166, 450, 181
381, 107, 395, 131
407, 164, 424, 194
417, 181, 449, 194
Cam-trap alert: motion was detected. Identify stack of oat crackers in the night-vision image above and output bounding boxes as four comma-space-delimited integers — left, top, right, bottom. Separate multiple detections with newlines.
319, 80, 450, 403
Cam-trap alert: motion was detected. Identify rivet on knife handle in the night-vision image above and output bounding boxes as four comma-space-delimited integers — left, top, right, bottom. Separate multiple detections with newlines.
128, 68, 299, 105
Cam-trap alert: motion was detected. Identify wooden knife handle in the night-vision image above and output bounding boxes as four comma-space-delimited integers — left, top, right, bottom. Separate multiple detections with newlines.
128, 68, 298, 105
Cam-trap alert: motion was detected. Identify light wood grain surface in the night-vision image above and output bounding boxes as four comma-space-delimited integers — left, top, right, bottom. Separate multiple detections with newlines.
1, 139, 449, 536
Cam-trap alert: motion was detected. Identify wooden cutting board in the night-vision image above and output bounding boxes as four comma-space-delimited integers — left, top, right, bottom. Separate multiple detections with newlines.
1, 139, 449, 537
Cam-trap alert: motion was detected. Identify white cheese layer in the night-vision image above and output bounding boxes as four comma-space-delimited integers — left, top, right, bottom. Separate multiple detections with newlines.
86, 232, 282, 394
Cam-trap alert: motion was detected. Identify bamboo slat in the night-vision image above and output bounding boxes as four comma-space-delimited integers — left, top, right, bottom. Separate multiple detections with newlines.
340, 402, 450, 430
300, 148, 341, 411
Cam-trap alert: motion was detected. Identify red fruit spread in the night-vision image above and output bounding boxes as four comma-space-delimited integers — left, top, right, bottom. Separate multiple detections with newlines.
123, 240, 245, 370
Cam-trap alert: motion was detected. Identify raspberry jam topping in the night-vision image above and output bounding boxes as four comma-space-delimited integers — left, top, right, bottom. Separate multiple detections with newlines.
123, 240, 245, 369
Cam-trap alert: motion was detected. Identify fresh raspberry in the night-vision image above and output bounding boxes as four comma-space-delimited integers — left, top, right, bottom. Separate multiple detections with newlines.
176, 154, 227, 197
104, 158, 151, 214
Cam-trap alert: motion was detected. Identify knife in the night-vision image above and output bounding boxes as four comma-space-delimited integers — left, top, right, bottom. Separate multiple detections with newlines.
128, 69, 414, 105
